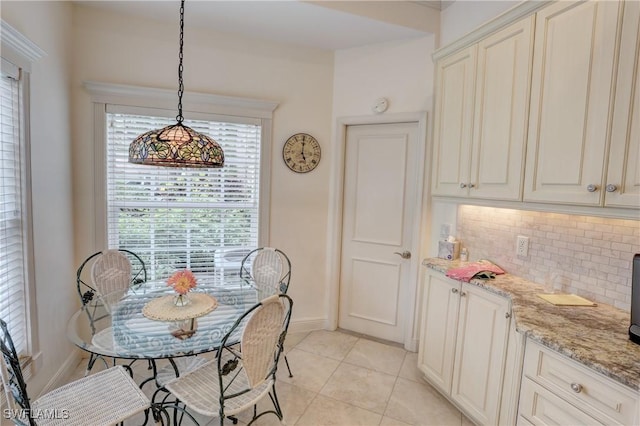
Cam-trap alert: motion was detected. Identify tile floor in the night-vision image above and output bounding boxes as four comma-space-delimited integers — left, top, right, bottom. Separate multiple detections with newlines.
68, 330, 473, 426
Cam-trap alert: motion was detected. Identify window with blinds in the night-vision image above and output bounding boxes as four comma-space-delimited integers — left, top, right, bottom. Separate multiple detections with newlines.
0, 59, 28, 355
106, 111, 261, 280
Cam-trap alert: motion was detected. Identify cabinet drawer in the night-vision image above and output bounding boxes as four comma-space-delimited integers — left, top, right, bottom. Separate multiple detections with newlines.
519, 378, 602, 425
523, 340, 637, 425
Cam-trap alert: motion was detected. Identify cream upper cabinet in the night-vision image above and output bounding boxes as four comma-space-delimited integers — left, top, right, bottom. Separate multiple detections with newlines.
431, 46, 477, 197
469, 17, 534, 200
523, 1, 622, 205
432, 18, 533, 200
606, 0, 640, 208
418, 271, 511, 425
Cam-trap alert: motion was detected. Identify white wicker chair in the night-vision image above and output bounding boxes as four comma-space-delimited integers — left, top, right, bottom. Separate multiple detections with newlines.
240, 248, 291, 295
0, 318, 156, 426
163, 294, 293, 426
240, 247, 293, 377
76, 249, 147, 376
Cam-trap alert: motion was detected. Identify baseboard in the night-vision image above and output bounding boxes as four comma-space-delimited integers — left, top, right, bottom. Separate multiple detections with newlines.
36, 348, 83, 398
288, 317, 326, 334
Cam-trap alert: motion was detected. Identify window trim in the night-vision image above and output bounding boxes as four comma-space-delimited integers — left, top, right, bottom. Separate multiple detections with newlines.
84, 81, 278, 250
1, 19, 46, 384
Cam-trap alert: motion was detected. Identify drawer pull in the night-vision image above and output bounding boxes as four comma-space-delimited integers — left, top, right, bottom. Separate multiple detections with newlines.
570, 383, 583, 393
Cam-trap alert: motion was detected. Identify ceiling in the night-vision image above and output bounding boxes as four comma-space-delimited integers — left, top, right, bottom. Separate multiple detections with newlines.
74, 1, 441, 50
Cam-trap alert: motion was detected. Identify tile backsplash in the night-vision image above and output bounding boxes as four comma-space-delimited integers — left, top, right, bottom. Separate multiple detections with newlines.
456, 205, 640, 311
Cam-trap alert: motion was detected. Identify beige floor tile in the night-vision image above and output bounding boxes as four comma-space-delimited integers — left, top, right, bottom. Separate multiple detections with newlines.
296, 394, 382, 426
295, 330, 358, 360
320, 363, 396, 414
385, 377, 462, 426
285, 331, 309, 352
398, 352, 423, 383
234, 381, 317, 426
276, 347, 340, 392
380, 415, 412, 426
343, 338, 406, 376
462, 414, 475, 426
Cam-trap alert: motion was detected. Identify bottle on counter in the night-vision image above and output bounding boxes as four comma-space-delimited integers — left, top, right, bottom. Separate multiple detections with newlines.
460, 247, 468, 262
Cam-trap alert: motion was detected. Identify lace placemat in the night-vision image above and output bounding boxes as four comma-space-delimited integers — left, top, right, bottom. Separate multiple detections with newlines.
142, 293, 218, 322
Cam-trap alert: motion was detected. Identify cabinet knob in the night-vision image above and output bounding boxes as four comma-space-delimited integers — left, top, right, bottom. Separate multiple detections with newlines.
451, 288, 459, 294
606, 184, 618, 193
570, 383, 583, 393
586, 184, 598, 192
468, 183, 475, 189
459, 183, 467, 189
460, 291, 467, 297
505, 312, 512, 319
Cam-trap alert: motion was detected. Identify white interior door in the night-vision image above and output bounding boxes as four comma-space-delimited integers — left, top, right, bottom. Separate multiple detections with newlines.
338, 122, 419, 343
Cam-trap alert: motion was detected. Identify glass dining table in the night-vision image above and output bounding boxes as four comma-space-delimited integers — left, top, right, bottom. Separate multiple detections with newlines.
66, 273, 275, 381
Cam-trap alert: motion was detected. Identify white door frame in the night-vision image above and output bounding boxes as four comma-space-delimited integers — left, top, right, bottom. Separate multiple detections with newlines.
325, 112, 428, 351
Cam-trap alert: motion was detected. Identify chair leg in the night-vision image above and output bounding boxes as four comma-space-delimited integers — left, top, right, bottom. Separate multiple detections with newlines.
284, 354, 293, 378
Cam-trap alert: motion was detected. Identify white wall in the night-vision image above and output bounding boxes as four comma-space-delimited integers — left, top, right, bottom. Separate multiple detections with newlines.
1, 1, 76, 399
70, 4, 335, 331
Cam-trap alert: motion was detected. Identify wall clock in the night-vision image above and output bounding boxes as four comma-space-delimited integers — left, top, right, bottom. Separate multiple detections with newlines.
283, 133, 321, 173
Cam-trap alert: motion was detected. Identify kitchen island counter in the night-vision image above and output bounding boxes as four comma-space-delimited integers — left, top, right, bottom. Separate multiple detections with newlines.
423, 257, 640, 391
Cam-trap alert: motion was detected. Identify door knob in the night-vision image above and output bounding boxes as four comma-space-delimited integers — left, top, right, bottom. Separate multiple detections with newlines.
394, 251, 411, 259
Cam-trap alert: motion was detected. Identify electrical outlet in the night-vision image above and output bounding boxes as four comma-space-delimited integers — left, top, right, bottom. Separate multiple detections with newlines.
516, 236, 529, 257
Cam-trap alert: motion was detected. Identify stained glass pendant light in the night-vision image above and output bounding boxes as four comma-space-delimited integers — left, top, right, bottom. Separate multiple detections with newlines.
129, 0, 224, 168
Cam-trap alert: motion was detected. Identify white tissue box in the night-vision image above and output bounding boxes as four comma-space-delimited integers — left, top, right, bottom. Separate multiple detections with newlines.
438, 241, 460, 260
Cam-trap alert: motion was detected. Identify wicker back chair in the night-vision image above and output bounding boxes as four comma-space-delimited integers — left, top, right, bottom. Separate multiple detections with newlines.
75, 249, 147, 375
164, 294, 293, 426
0, 318, 153, 426
240, 247, 291, 294
239, 247, 293, 377
76, 249, 146, 313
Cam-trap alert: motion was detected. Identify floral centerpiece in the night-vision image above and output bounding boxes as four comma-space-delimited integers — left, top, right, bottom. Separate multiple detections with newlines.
167, 269, 197, 307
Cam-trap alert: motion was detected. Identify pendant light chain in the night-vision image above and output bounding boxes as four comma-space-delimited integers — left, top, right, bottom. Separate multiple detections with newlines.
128, 0, 224, 168
176, 0, 185, 124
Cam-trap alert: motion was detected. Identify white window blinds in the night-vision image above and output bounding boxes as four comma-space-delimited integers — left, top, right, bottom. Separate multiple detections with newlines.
106, 110, 261, 280
0, 58, 28, 355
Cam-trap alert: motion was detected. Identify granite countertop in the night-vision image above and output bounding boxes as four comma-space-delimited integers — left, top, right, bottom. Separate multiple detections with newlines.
422, 257, 640, 392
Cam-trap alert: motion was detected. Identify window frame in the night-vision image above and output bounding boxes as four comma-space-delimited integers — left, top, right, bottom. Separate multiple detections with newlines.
0, 19, 45, 381
85, 82, 278, 253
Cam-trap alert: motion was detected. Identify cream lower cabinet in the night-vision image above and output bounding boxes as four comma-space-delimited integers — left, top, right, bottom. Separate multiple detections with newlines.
418, 271, 512, 425
519, 339, 639, 425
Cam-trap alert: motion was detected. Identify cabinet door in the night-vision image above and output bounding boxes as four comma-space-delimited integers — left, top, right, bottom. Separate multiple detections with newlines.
451, 283, 511, 426
524, 1, 621, 205
469, 17, 534, 201
417, 273, 460, 393
431, 46, 477, 197
606, 0, 640, 208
